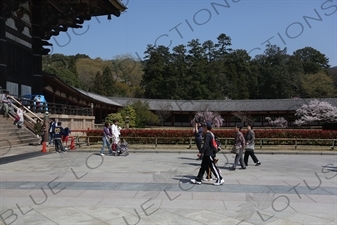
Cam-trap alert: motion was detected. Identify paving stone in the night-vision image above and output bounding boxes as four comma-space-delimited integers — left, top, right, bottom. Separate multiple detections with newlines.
0, 147, 336, 225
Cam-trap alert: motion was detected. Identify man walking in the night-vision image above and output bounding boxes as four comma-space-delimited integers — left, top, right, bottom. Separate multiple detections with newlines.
191, 121, 224, 186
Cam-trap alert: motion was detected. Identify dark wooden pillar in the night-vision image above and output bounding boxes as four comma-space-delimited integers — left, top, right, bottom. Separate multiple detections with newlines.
0, 0, 7, 89
32, 0, 42, 94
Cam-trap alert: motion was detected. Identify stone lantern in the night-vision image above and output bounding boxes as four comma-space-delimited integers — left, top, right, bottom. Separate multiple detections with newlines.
125, 115, 130, 129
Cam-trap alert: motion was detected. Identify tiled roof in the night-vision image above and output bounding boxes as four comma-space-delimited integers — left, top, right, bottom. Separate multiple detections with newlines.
108, 97, 337, 112
74, 88, 122, 107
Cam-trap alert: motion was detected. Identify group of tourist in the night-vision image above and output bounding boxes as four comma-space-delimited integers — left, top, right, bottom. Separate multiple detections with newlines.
229, 124, 261, 171
1, 90, 25, 128
47, 118, 72, 153
100, 119, 123, 156
191, 122, 261, 185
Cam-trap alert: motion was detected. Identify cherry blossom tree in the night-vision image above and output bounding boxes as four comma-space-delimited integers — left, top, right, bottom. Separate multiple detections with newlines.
190, 109, 224, 127
294, 99, 337, 125
265, 117, 288, 127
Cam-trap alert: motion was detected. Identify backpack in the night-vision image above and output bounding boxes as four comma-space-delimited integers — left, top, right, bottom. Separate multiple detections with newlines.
210, 132, 221, 154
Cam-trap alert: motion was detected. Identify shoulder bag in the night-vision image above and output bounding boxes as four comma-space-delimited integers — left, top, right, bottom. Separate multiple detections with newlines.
230, 145, 240, 154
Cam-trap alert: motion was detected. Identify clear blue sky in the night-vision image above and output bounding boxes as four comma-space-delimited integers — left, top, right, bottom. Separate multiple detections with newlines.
50, 0, 337, 67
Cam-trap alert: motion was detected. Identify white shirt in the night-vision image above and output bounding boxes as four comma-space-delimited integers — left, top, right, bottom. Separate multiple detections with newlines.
17, 108, 24, 121
111, 124, 119, 138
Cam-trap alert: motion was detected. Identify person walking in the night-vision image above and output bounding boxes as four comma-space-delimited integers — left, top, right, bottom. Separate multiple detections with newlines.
34, 95, 42, 112
16, 105, 24, 128
244, 124, 261, 166
62, 127, 71, 147
48, 118, 56, 146
100, 122, 113, 156
193, 121, 203, 160
229, 123, 246, 171
190, 121, 224, 186
111, 119, 120, 151
34, 119, 44, 145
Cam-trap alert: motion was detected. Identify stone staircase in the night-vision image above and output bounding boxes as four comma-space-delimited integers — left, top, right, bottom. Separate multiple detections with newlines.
0, 115, 40, 152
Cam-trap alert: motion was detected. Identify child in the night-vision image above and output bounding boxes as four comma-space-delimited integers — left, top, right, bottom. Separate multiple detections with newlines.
119, 138, 129, 156
15, 105, 24, 128
113, 139, 129, 156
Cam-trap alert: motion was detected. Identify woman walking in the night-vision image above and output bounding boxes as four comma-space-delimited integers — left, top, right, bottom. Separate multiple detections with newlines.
100, 122, 113, 156
244, 124, 261, 166
229, 124, 246, 171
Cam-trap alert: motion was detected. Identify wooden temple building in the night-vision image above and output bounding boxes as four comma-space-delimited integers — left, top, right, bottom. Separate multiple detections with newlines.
0, 0, 126, 97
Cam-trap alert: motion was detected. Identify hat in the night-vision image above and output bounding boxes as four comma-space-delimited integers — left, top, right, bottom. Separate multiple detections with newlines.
203, 121, 212, 130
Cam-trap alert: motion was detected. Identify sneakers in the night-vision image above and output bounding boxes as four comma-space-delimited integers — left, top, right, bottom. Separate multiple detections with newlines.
190, 179, 201, 185
214, 179, 225, 186
100, 153, 104, 156
202, 177, 215, 181
255, 162, 261, 166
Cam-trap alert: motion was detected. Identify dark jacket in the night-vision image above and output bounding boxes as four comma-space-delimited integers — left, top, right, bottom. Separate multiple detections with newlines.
53, 125, 64, 139
194, 126, 203, 140
200, 132, 214, 157
245, 130, 255, 145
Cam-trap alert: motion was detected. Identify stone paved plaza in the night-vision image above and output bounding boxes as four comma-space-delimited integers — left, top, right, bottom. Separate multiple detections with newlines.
0, 146, 336, 225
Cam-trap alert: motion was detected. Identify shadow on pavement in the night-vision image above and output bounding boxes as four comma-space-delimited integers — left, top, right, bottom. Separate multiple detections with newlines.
0, 152, 48, 165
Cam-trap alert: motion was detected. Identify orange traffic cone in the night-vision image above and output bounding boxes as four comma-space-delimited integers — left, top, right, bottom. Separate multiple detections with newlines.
70, 137, 75, 150
41, 142, 47, 153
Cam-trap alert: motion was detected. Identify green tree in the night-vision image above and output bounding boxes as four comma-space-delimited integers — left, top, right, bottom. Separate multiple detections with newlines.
131, 100, 159, 127
301, 72, 336, 98
118, 105, 136, 127
142, 45, 171, 99
105, 113, 124, 127
102, 66, 115, 96
42, 54, 79, 87
293, 47, 330, 74
185, 39, 209, 99
93, 71, 105, 96
286, 55, 305, 97
254, 45, 292, 99
223, 49, 251, 99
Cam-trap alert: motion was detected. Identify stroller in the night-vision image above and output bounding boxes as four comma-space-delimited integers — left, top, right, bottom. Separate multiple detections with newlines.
112, 139, 129, 156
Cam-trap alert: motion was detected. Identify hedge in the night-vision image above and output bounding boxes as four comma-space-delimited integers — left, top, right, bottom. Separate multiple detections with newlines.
84, 129, 337, 139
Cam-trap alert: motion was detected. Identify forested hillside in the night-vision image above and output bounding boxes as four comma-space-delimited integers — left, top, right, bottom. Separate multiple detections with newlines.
42, 33, 337, 100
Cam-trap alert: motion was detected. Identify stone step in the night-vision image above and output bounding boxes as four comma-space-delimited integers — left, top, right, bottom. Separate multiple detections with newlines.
0, 115, 40, 150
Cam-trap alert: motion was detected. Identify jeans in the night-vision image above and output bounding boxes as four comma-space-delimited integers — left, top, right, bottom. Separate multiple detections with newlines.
17, 120, 23, 128
100, 137, 112, 154
54, 139, 65, 152
233, 149, 246, 169
48, 132, 54, 145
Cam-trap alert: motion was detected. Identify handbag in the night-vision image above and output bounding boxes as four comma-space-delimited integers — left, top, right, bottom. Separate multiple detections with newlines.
246, 143, 255, 151
230, 145, 240, 154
